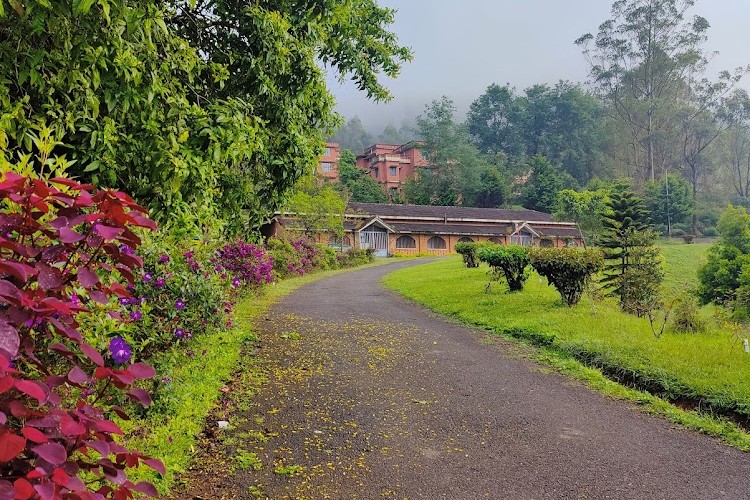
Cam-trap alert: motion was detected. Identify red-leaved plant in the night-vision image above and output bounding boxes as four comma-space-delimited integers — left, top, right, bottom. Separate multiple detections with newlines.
0, 173, 163, 499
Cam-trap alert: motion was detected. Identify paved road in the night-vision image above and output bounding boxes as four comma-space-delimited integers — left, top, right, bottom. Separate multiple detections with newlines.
188, 260, 750, 499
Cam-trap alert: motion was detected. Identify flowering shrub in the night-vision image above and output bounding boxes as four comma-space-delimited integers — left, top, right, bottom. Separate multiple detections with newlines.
266, 238, 304, 279
0, 173, 162, 498
117, 239, 233, 358
214, 241, 274, 287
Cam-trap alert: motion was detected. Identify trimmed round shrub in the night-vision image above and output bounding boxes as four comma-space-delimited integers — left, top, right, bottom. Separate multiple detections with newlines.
455, 241, 482, 268
477, 245, 530, 292
529, 247, 604, 306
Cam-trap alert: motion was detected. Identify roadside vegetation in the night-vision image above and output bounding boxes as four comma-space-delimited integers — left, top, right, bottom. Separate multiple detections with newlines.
382, 240, 750, 447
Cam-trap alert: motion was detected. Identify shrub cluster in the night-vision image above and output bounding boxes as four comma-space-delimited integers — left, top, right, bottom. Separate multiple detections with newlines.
0, 174, 163, 498
477, 245, 530, 292
529, 247, 604, 306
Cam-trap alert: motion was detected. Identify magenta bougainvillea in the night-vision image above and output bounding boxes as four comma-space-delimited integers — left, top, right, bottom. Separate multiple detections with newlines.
213, 242, 273, 287
0, 173, 162, 498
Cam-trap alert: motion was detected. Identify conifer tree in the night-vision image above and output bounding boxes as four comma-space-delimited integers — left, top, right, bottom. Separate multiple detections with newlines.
600, 185, 663, 314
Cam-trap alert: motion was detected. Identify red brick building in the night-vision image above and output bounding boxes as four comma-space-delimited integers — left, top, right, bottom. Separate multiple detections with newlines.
355, 141, 427, 196
317, 141, 427, 194
266, 202, 584, 258
317, 142, 341, 180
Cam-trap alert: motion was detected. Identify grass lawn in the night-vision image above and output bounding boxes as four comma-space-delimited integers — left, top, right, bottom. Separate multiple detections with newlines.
382, 243, 750, 434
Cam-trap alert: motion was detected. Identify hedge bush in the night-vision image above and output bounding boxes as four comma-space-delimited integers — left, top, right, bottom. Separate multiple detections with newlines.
477, 245, 530, 292
455, 242, 482, 268
529, 247, 604, 306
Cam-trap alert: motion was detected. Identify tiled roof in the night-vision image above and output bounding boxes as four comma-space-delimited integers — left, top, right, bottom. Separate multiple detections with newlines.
347, 202, 554, 222
389, 222, 509, 236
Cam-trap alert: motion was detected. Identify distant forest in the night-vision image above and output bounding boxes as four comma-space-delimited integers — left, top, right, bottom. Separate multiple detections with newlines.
329, 0, 750, 239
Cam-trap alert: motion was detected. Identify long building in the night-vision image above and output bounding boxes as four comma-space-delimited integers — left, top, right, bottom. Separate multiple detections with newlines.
267, 202, 583, 257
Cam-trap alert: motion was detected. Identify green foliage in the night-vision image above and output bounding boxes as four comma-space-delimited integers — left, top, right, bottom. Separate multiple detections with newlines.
455, 241, 483, 268
405, 97, 508, 207
529, 247, 604, 306
466, 81, 607, 183
698, 206, 750, 314
1, 0, 410, 234
285, 180, 346, 237
337, 248, 375, 268
519, 155, 576, 213
555, 187, 612, 244
599, 186, 663, 314
671, 294, 707, 333
337, 149, 387, 203
477, 244, 530, 292
645, 174, 694, 232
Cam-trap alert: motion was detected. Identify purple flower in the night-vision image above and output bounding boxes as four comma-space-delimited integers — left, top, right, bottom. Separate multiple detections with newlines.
159, 254, 170, 264
119, 297, 130, 306
155, 277, 165, 288
162, 377, 173, 384
130, 310, 142, 321
70, 293, 79, 306
109, 337, 132, 365
231, 277, 241, 288
186, 350, 195, 357
143, 273, 152, 283
174, 328, 185, 338
184, 250, 194, 259
175, 299, 185, 310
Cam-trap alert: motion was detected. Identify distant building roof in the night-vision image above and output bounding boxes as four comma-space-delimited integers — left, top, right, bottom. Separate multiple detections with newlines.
347, 202, 555, 223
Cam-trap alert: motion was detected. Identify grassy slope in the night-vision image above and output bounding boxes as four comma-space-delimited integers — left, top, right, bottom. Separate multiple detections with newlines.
382, 243, 750, 430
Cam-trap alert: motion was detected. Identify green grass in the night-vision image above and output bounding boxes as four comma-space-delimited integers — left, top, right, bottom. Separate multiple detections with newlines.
659, 241, 711, 293
382, 247, 750, 449
123, 258, 399, 493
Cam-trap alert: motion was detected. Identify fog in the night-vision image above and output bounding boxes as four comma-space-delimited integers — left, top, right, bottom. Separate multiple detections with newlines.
326, 0, 750, 133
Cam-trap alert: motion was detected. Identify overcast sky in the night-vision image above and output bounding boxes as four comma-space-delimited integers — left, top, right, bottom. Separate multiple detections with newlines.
326, 0, 750, 132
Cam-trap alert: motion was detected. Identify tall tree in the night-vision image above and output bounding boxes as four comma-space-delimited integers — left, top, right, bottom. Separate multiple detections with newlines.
0, 0, 411, 233
721, 91, 750, 203
407, 97, 507, 207
598, 184, 659, 314
518, 156, 576, 213
576, 0, 713, 182
466, 84, 526, 157
644, 174, 693, 233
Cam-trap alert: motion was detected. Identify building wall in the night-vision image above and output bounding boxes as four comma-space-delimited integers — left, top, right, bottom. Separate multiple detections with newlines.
355, 142, 426, 194
318, 142, 341, 180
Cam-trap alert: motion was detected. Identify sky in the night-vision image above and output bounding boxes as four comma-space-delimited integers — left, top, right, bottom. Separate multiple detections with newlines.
326, 0, 750, 132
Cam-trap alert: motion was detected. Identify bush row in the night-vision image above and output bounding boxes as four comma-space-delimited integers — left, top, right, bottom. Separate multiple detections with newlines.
459, 242, 603, 306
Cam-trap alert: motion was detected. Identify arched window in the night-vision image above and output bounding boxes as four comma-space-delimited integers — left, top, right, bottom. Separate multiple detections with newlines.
457, 237, 474, 243
489, 237, 503, 245
396, 235, 417, 249
427, 236, 446, 250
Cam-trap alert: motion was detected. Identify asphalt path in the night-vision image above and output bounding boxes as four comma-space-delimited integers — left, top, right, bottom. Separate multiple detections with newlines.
188, 260, 750, 499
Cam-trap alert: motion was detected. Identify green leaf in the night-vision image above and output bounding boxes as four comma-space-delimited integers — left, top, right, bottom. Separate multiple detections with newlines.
73, 0, 97, 15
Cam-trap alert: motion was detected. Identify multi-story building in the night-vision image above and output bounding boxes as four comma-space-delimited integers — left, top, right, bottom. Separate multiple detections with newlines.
355, 141, 427, 196
317, 142, 341, 180
317, 141, 427, 195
